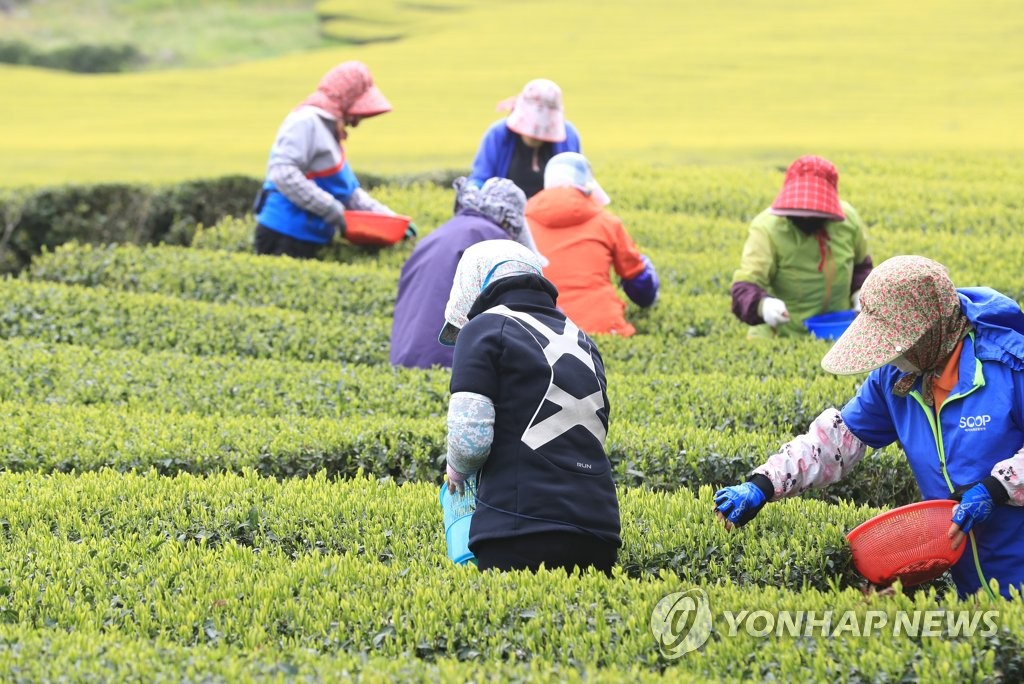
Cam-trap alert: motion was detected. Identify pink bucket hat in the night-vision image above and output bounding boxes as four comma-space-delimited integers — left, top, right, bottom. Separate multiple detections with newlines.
504, 79, 567, 143
770, 155, 846, 222
298, 61, 392, 121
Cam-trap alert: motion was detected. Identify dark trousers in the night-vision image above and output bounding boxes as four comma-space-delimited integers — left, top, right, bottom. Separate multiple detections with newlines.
474, 531, 618, 575
254, 224, 322, 259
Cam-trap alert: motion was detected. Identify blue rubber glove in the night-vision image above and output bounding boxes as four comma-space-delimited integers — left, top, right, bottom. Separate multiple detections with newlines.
950, 482, 995, 534
714, 478, 770, 528
949, 478, 1007, 551
404, 222, 418, 240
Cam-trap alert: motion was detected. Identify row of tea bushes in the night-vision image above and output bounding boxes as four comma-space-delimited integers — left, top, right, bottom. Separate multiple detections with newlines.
0, 337, 858, 430
27, 242, 401, 315
4, 259, 856, 378
0, 279, 391, 365
0, 473, 1017, 681
0, 633, 670, 684
0, 471, 871, 589
28, 232, 1024, 379
0, 276, 793, 372
0, 602, 1013, 682
0, 338, 451, 420
0, 398, 917, 507
0, 399, 444, 481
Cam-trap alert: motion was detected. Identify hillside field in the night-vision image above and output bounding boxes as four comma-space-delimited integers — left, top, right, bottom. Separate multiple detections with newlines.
0, 1, 1023, 681
1, 0, 1023, 185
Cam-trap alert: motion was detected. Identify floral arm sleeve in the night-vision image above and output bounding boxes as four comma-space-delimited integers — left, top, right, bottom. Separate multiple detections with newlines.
991, 444, 1024, 505
752, 408, 868, 500
446, 391, 496, 475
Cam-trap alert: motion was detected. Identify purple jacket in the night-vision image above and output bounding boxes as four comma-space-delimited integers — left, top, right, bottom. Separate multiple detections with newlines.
468, 119, 582, 188
389, 210, 511, 369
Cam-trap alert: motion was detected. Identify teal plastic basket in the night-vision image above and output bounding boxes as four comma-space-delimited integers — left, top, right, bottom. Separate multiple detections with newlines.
439, 477, 477, 566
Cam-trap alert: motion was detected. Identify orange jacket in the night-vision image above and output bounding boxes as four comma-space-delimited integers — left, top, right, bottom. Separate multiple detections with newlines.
526, 186, 646, 336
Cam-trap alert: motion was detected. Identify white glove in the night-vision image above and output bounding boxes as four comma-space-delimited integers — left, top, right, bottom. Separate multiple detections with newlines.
759, 297, 790, 328
851, 290, 862, 313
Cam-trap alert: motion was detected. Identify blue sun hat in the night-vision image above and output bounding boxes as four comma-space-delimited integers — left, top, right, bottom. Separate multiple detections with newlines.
543, 151, 611, 206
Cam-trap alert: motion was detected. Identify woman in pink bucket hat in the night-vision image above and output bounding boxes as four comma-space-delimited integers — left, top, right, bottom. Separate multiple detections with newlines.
254, 61, 416, 259
730, 155, 874, 338
468, 78, 583, 199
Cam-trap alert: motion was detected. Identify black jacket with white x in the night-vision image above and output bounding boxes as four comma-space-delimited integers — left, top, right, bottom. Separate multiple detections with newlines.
450, 274, 621, 549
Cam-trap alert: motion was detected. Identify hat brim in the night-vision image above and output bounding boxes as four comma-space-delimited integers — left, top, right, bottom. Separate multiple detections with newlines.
505, 112, 566, 143
771, 177, 845, 222
820, 311, 912, 375
769, 208, 843, 221
347, 85, 392, 118
438, 322, 460, 347
588, 181, 611, 207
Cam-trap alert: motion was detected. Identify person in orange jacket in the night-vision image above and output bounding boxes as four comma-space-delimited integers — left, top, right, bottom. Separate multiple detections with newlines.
525, 152, 658, 337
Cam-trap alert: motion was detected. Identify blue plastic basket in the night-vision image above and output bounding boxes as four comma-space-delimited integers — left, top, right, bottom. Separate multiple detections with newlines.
804, 310, 857, 340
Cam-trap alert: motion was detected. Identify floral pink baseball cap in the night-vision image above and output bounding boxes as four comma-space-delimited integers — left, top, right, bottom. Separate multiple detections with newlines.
504, 79, 567, 143
821, 256, 960, 375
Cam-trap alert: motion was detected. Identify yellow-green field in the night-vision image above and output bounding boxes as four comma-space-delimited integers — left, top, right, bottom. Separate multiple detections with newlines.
2, 155, 1024, 680
2, 0, 1022, 185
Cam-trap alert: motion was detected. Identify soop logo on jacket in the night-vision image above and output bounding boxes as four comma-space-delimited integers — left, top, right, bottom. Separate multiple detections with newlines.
959, 415, 991, 432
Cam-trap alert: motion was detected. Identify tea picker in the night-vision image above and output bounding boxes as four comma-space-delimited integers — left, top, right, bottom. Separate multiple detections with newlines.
715, 256, 1024, 598
730, 155, 873, 339
390, 177, 544, 370
253, 60, 419, 259
437, 240, 621, 573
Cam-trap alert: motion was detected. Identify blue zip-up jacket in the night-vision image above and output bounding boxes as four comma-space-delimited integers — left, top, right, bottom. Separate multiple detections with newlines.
842, 287, 1024, 597
468, 119, 581, 189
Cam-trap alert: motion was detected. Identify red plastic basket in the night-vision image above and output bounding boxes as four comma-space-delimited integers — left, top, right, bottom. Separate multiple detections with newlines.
846, 500, 965, 587
343, 211, 411, 247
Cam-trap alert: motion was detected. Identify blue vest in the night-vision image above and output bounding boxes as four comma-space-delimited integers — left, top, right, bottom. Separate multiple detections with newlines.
842, 288, 1024, 597
256, 162, 360, 245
